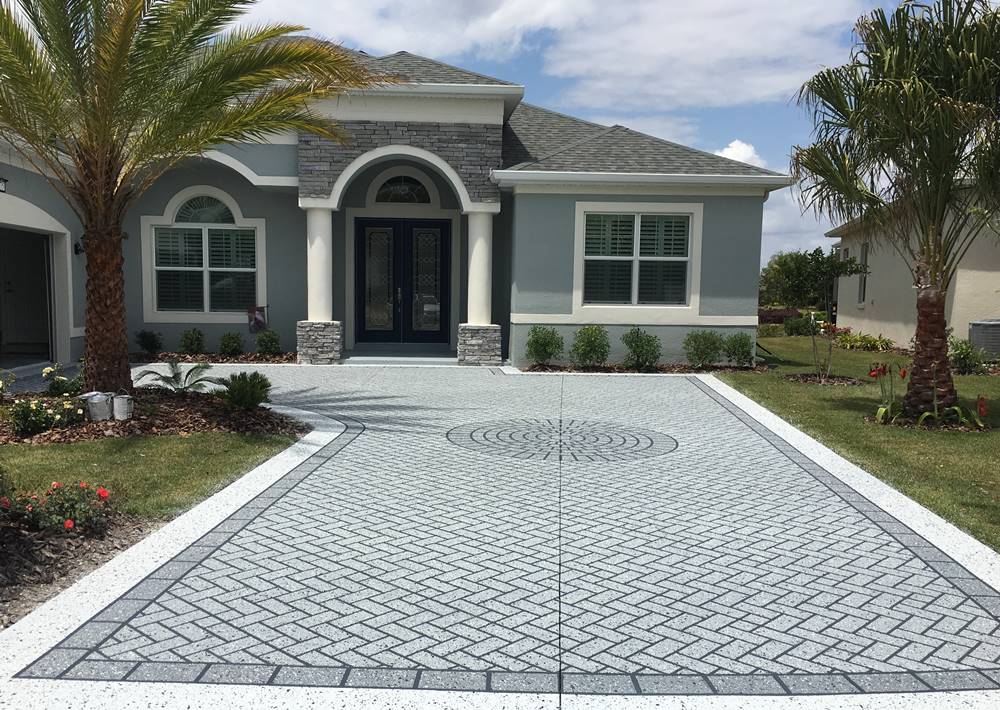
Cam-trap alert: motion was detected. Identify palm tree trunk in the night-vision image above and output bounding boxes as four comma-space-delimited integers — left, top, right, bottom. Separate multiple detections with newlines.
904, 287, 957, 414
82, 230, 133, 392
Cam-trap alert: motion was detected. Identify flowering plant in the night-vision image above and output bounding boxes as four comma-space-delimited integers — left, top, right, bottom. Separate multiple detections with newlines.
1, 476, 112, 535
870, 362, 908, 424
810, 316, 851, 384
9, 397, 86, 437
42, 362, 83, 397
0, 368, 15, 401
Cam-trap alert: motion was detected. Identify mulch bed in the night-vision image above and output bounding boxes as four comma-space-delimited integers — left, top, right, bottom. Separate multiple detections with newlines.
526, 363, 768, 374
130, 351, 297, 364
1, 514, 162, 629
863, 415, 990, 432
0, 389, 309, 445
784, 374, 866, 386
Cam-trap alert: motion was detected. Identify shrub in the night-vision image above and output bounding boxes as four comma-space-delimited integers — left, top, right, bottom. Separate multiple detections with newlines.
757, 323, 784, 338
9, 397, 86, 437
835, 331, 894, 352
179, 328, 205, 355
784, 316, 819, 336
949, 336, 987, 375
219, 332, 245, 357
757, 308, 800, 324
256, 329, 281, 355
621, 327, 661, 371
0, 368, 15, 400
683, 330, 725, 369
723, 332, 755, 367
134, 329, 163, 355
135, 361, 215, 393
216, 371, 272, 411
525, 326, 564, 366
42, 363, 83, 397
4, 479, 112, 535
570, 325, 610, 368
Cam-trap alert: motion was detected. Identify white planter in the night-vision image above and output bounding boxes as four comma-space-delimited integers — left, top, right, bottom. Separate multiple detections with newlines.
112, 394, 134, 421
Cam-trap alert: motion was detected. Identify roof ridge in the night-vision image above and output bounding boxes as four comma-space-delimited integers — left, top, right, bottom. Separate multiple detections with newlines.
612, 126, 785, 177
376, 50, 515, 86
513, 125, 624, 170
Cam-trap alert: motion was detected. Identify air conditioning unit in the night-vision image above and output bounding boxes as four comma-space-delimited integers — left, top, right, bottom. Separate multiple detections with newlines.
970, 320, 1000, 358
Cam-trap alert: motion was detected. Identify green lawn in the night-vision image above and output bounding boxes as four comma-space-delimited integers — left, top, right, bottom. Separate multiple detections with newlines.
0, 433, 294, 518
721, 337, 1000, 551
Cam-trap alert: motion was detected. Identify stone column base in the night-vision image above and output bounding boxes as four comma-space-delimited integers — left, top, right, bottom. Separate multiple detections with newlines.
296, 321, 343, 364
457, 323, 502, 366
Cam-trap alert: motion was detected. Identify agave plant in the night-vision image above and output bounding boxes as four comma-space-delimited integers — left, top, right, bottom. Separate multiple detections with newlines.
134, 361, 217, 394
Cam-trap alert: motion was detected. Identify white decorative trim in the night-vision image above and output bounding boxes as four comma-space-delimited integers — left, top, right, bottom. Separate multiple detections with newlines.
344, 207, 462, 350
298, 144, 500, 214
202, 150, 298, 188
509, 183, 772, 197
315, 93, 506, 126
140, 185, 267, 324
556, 201, 713, 326
493, 169, 793, 192
509, 313, 758, 327
0, 194, 76, 363
364, 165, 442, 209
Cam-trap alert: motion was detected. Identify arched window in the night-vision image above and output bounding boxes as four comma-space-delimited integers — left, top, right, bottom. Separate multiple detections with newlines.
375, 175, 431, 204
175, 195, 235, 224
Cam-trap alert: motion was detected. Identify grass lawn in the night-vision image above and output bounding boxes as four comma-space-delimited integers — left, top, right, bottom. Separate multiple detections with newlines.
721, 337, 1000, 551
0, 433, 294, 518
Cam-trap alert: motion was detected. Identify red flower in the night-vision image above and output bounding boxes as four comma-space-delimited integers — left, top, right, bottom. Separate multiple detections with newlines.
0, 497, 9, 510
63, 519, 74, 530
79, 482, 88, 489
899, 368, 908, 379
869, 367, 880, 378
978, 395, 989, 419
50, 482, 63, 490
96, 487, 109, 501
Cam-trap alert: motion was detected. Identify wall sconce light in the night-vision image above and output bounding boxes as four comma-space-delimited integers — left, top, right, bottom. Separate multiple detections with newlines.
74, 241, 85, 255
0, 177, 8, 193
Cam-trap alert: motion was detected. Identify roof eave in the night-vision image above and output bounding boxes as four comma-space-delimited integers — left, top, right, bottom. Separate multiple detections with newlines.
491, 169, 794, 191
350, 83, 525, 118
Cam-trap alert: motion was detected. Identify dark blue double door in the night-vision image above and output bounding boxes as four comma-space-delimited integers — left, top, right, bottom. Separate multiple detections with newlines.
355, 219, 451, 344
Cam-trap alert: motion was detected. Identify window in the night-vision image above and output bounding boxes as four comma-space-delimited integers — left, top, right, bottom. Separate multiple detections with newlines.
375, 175, 431, 204
857, 242, 869, 304
153, 197, 257, 313
583, 212, 690, 305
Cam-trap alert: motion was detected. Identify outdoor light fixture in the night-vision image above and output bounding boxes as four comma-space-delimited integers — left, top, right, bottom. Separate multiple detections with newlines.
0, 177, 7, 193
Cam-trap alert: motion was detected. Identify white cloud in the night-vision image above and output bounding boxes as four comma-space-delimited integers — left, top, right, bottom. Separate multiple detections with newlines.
714, 140, 767, 168
762, 188, 834, 265
586, 114, 699, 145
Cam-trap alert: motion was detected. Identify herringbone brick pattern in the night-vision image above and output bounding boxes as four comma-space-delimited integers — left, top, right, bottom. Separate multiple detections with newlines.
20, 368, 1000, 695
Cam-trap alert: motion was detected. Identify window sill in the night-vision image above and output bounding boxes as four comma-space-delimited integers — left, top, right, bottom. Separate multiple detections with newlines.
143, 311, 248, 325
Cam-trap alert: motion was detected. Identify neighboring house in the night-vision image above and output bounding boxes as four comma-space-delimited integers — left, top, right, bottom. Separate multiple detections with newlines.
0, 49, 790, 369
830, 223, 1000, 348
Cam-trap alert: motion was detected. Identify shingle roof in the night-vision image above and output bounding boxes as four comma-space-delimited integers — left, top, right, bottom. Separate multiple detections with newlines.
503, 104, 783, 177
340, 48, 515, 86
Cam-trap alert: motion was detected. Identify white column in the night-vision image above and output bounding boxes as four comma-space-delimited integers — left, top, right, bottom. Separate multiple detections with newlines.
467, 211, 493, 325
305, 207, 334, 322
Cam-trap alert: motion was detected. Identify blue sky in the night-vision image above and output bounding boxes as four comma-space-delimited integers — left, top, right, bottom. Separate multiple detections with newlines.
248, 0, 888, 264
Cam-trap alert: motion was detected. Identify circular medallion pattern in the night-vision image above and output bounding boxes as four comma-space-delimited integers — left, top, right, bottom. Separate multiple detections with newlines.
446, 418, 677, 462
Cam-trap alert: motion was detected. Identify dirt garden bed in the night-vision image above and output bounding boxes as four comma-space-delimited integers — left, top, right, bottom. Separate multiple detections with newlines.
129, 351, 297, 364
526, 363, 769, 375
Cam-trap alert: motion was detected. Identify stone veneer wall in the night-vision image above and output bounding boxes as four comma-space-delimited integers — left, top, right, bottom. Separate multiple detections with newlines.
296, 321, 343, 364
457, 324, 502, 366
299, 122, 503, 203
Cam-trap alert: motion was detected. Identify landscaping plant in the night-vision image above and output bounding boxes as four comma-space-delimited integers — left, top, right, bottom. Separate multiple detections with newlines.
256, 329, 282, 356
793, 0, 1000, 414
135, 361, 216, 394
0, 0, 380, 392
9, 398, 86, 437
836, 331, 894, 352
683, 331, 724, 369
134, 330, 163, 356
570, 326, 610, 368
525, 326, 564, 367
783, 317, 819, 337
870, 363, 908, 424
219, 332, 245, 358
723, 332, 755, 368
621, 327, 661, 371
810, 319, 851, 385
3, 479, 112, 535
949, 336, 988, 375
42, 363, 83, 397
757, 324, 785, 339
179, 328, 205, 355
216, 372, 272, 411
0, 369, 15, 401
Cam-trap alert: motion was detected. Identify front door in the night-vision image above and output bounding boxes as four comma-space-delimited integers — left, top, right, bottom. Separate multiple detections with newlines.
355, 219, 451, 344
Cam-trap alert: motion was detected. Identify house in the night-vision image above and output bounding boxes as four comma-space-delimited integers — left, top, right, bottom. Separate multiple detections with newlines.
829, 223, 1000, 348
0, 50, 791, 370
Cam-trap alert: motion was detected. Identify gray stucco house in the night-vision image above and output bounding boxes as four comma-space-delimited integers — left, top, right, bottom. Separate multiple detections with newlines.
0, 50, 791, 369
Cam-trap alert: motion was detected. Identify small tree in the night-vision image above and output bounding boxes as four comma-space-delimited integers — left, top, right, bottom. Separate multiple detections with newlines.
802, 249, 866, 383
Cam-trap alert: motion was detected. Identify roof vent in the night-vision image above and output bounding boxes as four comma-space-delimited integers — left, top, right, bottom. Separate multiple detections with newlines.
970, 319, 1000, 357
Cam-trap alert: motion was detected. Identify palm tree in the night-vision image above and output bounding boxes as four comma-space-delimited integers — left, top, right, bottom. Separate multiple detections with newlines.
792, 0, 1000, 414
0, 0, 379, 391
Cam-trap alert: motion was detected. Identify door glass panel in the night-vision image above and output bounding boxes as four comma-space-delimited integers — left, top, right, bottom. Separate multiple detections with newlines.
364, 227, 394, 331
411, 228, 441, 332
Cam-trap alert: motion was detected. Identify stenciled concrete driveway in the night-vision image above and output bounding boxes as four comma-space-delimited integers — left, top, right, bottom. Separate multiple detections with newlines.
5, 366, 1000, 707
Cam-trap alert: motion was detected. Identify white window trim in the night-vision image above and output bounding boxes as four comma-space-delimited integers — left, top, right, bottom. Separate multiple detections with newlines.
140, 185, 266, 324
364, 165, 442, 209
569, 201, 704, 325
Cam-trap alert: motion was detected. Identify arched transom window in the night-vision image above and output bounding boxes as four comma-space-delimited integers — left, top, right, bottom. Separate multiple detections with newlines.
375, 175, 431, 204
153, 195, 257, 313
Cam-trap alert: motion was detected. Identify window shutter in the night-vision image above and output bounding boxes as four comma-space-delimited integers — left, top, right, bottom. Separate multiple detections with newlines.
585, 214, 634, 256
584, 261, 633, 303
638, 262, 687, 304
639, 215, 689, 257
208, 229, 256, 269
154, 228, 203, 268
156, 271, 204, 311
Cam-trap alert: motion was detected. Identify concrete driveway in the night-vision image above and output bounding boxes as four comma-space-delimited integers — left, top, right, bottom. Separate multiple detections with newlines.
2, 366, 999, 708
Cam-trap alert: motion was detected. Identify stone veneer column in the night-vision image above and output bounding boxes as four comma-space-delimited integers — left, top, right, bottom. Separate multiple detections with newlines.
458, 212, 502, 366
297, 207, 342, 364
